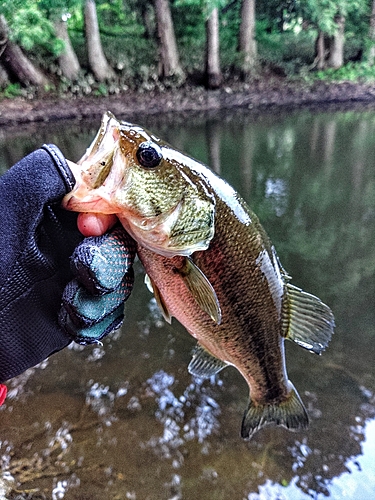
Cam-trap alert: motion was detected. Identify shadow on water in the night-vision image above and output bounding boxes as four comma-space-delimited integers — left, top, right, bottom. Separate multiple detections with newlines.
0, 107, 374, 499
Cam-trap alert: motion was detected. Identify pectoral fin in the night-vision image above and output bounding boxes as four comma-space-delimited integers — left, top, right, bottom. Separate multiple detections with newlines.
178, 257, 222, 324
282, 283, 335, 354
188, 343, 228, 379
144, 274, 172, 324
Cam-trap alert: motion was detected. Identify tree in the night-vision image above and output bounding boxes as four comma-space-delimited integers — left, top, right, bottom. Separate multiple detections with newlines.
314, 16, 346, 70
84, 0, 115, 81
37, 0, 82, 81
326, 14, 345, 68
0, 14, 49, 87
205, 5, 222, 88
367, 0, 375, 65
206, 119, 221, 172
0, 62, 9, 87
54, 15, 81, 80
315, 30, 327, 70
153, 0, 185, 80
238, 0, 257, 78
302, 0, 364, 70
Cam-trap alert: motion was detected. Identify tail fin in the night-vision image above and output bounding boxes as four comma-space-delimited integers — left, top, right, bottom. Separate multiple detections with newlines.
241, 382, 309, 440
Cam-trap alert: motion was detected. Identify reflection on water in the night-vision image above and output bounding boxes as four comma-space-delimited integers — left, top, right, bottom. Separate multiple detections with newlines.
0, 107, 375, 499
143, 370, 221, 460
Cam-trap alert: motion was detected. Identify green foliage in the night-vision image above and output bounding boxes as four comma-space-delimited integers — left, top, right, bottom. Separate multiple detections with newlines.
2, 1, 64, 55
175, 0, 228, 19
173, 0, 241, 72
313, 61, 375, 82
257, 22, 316, 75
94, 82, 108, 96
0, 83, 24, 98
257, 0, 298, 32
173, 1, 206, 71
97, 0, 145, 37
37, 0, 83, 19
299, 0, 367, 35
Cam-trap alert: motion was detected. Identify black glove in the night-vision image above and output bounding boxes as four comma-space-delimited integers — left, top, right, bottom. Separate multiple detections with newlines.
0, 145, 135, 385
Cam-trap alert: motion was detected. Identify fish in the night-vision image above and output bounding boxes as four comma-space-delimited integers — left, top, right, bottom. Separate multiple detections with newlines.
63, 111, 335, 440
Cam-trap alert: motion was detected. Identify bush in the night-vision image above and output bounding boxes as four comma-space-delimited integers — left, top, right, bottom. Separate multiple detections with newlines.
1, 83, 24, 98
314, 62, 375, 82
257, 23, 316, 76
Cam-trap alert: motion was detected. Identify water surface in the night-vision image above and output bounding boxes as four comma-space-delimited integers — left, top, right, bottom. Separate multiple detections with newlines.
0, 107, 374, 499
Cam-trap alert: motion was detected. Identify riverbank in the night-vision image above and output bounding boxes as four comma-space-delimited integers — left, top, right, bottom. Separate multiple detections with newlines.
1, 78, 375, 126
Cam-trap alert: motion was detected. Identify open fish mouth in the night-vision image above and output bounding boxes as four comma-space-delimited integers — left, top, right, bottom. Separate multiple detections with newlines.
62, 159, 118, 214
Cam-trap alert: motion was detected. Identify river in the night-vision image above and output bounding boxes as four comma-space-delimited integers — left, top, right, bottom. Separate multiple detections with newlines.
0, 107, 374, 499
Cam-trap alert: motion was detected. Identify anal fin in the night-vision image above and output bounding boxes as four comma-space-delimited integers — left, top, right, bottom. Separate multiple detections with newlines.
178, 257, 222, 324
241, 381, 309, 440
144, 274, 172, 324
188, 343, 228, 379
283, 283, 335, 354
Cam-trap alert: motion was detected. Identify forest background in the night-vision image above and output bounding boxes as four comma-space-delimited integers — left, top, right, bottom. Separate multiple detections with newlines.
1, 0, 375, 101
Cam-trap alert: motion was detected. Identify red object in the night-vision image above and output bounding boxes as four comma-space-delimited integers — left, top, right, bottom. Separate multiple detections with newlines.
0, 384, 7, 405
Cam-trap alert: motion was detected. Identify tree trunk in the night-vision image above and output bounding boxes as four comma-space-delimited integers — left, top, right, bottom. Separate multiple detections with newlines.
327, 15, 345, 69
240, 125, 255, 201
141, 3, 155, 40
0, 61, 9, 87
0, 15, 49, 87
55, 18, 81, 80
315, 30, 326, 70
206, 120, 221, 173
367, 0, 375, 65
153, 0, 185, 80
238, 0, 257, 78
205, 7, 222, 89
84, 0, 115, 81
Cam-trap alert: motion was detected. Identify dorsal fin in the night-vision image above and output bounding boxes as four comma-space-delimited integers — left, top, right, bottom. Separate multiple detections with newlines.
178, 257, 222, 325
282, 283, 335, 354
188, 343, 228, 379
144, 274, 172, 324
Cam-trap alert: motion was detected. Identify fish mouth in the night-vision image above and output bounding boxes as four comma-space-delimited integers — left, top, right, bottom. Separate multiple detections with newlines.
62, 159, 118, 214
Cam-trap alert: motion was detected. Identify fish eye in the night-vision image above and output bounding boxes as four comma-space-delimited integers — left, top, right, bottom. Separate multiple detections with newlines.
136, 141, 163, 169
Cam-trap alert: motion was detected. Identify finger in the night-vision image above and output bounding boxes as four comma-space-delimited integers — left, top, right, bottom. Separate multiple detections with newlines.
59, 303, 125, 345
70, 227, 136, 295
77, 212, 118, 236
60, 274, 133, 328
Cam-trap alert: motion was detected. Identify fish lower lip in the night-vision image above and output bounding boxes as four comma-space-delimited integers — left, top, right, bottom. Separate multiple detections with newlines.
62, 194, 108, 212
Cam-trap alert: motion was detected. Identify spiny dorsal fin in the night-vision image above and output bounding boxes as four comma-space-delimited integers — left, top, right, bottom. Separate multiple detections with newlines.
144, 274, 172, 324
241, 381, 309, 440
178, 257, 222, 325
188, 344, 228, 379
283, 283, 335, 354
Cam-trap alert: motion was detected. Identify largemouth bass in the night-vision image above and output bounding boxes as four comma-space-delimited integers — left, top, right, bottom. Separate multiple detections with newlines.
63, 111, 335, 440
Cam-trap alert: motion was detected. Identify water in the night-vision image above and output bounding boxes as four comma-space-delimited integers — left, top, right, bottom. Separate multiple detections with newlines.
0, 107, 374, 499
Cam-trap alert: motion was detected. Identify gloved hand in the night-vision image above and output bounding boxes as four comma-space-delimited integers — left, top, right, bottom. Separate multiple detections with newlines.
59, 227, 136, 345
0, 145, 136, 387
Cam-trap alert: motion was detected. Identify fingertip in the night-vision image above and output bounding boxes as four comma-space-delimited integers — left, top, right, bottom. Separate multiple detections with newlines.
77, 213, 118, 236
